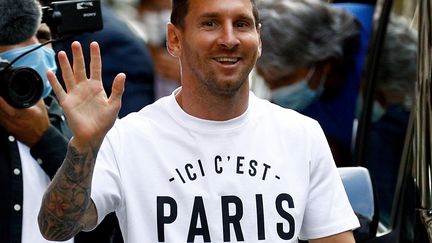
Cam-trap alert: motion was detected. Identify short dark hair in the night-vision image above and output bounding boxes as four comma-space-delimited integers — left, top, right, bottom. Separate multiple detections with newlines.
170, 0, 260, 29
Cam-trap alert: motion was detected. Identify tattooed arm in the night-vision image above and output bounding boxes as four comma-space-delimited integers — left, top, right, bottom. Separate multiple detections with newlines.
38, 141, 99, 240
37, 41, 125, 240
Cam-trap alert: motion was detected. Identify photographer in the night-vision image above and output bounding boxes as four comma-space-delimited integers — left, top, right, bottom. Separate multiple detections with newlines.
0, 1, 124, 242
0, 0, 73, 242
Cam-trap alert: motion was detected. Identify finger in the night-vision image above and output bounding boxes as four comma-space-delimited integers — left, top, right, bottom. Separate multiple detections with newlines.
89, 42, 102, 81
71, 41, 88, 82
57, 51, 75, 91
108, 73, 126, 107
0, 97, 16, 117
47, 70, 67, 102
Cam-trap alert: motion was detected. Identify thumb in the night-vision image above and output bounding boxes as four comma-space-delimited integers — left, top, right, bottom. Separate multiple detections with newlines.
108, 73, 126, 106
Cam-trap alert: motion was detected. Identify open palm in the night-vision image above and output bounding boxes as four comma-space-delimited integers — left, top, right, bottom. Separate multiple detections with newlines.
48, 41, 125, 146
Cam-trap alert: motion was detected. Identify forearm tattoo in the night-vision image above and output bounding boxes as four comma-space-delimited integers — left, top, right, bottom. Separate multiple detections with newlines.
38, 143, 99, 240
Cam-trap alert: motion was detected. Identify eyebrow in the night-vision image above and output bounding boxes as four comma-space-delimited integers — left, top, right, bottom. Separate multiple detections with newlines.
197, 12, 220, 20
198, 12, 255, 23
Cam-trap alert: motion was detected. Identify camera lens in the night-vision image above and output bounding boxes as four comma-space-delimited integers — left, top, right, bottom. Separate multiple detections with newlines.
0, 67, 43, 108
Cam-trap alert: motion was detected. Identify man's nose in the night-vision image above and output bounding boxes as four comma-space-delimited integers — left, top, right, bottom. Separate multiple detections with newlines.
217, 24, 240, 49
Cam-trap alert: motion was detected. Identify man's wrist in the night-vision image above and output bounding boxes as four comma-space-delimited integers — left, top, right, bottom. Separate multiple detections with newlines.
69, 136, 103, 154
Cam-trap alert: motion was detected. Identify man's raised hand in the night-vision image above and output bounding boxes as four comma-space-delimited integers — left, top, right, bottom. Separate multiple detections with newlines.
47, 41, 125, 149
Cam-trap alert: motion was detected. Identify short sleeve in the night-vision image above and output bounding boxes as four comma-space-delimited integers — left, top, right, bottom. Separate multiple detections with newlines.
91, 129, 124, 226
299, 121, 360, 240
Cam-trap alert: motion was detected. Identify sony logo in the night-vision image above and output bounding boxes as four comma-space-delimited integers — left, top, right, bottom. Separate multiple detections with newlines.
83, 12, 97, 17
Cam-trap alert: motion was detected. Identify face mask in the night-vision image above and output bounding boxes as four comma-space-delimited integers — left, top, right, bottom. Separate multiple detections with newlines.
0, 43, 56, 98
271, 67, 324, 111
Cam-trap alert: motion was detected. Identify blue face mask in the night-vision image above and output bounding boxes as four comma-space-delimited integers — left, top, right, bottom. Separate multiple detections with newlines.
0, 44, 56, 98
271, 67, 324, 111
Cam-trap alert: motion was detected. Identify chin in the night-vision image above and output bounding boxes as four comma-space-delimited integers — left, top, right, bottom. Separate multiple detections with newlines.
213, 79, 247, 96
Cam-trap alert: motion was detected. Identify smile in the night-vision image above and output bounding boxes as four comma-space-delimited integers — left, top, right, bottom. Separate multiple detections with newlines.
213, 57, 240, 64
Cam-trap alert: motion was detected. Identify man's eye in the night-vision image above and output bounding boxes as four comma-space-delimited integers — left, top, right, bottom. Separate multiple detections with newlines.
204, 20, 214, 27
236, 22, 250, 28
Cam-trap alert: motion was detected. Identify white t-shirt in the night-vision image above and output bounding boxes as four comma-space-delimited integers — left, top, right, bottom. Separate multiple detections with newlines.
91, 89, 359, 242
18, 142, 74, 243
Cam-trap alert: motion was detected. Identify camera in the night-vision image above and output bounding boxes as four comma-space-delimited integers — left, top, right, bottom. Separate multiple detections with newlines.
42, 0, 103, 38
0, 59, 44, 109
0, 0, 103, 108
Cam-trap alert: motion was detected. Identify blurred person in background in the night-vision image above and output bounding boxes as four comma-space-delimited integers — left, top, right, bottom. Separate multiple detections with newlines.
256, 0, 361, 165
0, 0, 73, 242
39, 0, 156, 118
364, 15, 417, 226
134, 0, 181, 99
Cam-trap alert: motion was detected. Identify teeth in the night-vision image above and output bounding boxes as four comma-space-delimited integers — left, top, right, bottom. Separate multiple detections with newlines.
216, 57, 239, 62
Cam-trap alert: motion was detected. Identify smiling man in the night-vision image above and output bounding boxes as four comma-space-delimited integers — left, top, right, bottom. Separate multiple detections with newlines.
167, 0, 261, 120
38, 0, 360, 242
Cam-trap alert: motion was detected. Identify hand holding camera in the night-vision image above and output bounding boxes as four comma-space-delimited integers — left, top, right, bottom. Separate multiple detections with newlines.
0, 97, 49, 147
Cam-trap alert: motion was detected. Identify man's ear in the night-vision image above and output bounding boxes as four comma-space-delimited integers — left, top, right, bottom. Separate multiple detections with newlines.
257, 23, 262, 57
167, 23, 181, 57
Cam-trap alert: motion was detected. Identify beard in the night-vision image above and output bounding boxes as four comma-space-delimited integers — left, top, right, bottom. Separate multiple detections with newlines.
182, 42, 258, 97
192, 63, 252, 96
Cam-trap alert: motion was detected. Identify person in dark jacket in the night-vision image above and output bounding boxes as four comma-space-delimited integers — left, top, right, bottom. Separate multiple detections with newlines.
0, 1, 73, 242
0, 0, 120, 242
256, 0, 364, 166
364, 16, 417, 226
